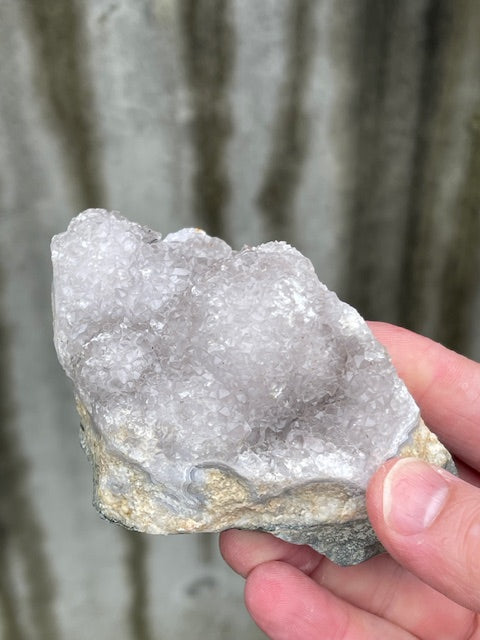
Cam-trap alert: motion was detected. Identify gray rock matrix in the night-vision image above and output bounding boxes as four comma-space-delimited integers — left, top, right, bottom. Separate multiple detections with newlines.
51, 209, 454, 565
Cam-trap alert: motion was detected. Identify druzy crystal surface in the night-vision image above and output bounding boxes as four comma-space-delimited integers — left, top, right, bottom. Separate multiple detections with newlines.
51, 209, 454, 565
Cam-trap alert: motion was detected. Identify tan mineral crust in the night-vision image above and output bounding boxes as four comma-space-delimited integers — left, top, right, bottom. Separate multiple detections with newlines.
52, 210, 455, 565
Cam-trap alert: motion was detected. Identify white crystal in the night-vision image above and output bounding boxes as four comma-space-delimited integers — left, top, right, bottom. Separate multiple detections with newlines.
51, 209, 453, 564
52, 208, 419, 487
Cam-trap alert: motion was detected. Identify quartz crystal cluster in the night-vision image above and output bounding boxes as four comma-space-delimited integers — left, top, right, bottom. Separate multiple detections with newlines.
51, 209, 454, 565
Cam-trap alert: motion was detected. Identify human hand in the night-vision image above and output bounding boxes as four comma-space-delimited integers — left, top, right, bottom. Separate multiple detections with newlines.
220, 322, 480, 639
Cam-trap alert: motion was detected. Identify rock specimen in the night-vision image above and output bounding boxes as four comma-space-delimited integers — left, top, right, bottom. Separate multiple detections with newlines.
51, 209, 455, 565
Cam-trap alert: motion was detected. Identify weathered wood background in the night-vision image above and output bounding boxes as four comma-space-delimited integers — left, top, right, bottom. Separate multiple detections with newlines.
1, 1, 480, 638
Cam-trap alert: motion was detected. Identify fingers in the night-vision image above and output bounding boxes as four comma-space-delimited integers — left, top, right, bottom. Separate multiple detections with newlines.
368, 322, 480, 469
312, 550, 477, 640
368, 456, 480, 612
244, 560, 417, 640
221, 530, 476, 639
219, 529, 323, 577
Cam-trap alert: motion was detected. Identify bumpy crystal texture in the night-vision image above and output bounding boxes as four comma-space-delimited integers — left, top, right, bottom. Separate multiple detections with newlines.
51, 210, 453, 565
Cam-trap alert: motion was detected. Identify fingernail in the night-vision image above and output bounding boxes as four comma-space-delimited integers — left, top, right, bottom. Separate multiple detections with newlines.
383, 458, 450, 536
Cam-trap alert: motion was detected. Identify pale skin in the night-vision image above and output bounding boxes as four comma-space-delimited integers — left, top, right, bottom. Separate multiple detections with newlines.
220, 322, 480, 639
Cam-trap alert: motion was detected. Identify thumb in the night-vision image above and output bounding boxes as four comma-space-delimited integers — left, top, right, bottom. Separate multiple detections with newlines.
367, 457, 480, 611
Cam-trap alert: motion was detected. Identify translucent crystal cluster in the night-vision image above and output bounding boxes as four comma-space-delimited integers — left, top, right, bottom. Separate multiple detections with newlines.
52, 209, 453, 564
52, 208, 418, 485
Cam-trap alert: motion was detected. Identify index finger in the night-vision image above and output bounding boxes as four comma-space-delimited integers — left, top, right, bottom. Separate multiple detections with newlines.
369, 321, 480, 470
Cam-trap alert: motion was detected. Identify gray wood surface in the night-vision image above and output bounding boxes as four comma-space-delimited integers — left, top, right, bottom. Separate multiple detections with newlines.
1, 1, 480, 638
